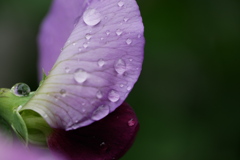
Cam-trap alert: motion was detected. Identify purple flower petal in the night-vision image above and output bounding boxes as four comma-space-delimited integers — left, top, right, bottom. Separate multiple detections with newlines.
38, 0, 90, 76
24, 0, 144, 130
48, 102, 139, 160
0, 134, 63, 160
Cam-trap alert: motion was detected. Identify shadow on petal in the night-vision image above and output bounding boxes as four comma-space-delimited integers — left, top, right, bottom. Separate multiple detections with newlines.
48, 102, 139, 160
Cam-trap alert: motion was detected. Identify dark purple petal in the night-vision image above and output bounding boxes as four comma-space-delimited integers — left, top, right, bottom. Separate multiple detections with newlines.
48, 102, 139, 160
26, 0, 144, 130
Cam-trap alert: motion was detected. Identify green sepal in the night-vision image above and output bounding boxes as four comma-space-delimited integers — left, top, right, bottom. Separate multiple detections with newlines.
0, 117, 13, 144
0, 88, 33, 144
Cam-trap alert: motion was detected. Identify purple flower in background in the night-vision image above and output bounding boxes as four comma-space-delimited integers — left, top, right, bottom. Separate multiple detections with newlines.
0, 0, 144, 159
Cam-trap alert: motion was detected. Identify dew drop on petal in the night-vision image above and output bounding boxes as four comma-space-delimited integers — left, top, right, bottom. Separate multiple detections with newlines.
96, 90, 103, 99
60, 89, 66, 97
85, 33, 92, 40
91, 105, 109, 121
138, 34, 141, 38
120, 84, 124, 88
98, 59, 105, 67
126, 38, 132, 45
114, 59, 126, 74
127, 86, 132, 91
129, 58, 133, 62
116, 29, 122, 36
100, 142, 108, 152
83, 8, 101, 26
123, 17, 129, 22
72, 42, 76, 46
128, 119, 135, 126
83, 43, 88, 48
106, 30, 110, 36
65, 67, 70, 73
108, 90, 120, 102
118, 1, 124, 7
74, 69, 88, 83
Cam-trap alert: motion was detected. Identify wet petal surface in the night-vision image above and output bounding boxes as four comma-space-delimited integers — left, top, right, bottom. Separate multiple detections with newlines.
25, 0, 144, 130
48, 102, 139, 160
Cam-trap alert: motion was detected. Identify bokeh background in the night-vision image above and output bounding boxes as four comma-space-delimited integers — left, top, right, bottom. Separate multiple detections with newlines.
0, 0, 240, 159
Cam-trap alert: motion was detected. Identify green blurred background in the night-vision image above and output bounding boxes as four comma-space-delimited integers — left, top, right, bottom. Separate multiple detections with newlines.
0, 0, 240, 159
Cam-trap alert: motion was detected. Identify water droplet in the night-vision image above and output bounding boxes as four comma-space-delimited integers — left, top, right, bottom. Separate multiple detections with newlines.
120, 84, 124, 88
106, 30, 110, 36
98, 59, 105, 67
96, 90, 103, 99
60, 89, 66, 97
54, 95, 59, 101
100, 37, 104, 40
65, 67, 70, 73
85, 33, 92, 40
126, 38, 132, 45
116, 29, 122, 36
74, 69, 88, 83
127, 86, 132, 91
114, 59, 126, 74
82, 102, 85, 106
118, 1, 124, 7
83, 42, 88, 48
123, 17, 129, 22
138, 34, 141, 38
129, 58, 133, 62
108, 90, 120, 102
82, 108, 86, 113
83, 8, 101, 26
128, 119, 135, 126
92, 105, 109, 121
100, 142, 108, 152
72, 42, 76, 46
78, 47, 82, 52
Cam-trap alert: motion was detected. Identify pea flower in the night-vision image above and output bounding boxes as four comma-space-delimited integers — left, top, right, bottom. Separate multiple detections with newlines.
0, 0, 144, 159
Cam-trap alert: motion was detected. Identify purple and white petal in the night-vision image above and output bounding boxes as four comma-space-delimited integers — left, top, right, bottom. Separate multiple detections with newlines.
24, 0, 144, 130
38, 0, 90, 76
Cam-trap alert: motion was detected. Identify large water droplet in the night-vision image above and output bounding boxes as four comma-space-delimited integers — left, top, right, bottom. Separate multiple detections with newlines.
118, 1, 124, 7
91, 105, 109, 121
126, 38, 132, 45
116, 29, 122, 36
114, 59, 126, 74
98, 59, 105, 67
96, 90, 103, 99
85, 33, 92, 40
83, 8, 101, 26
74, 69, 88, 83
108, 90, 120, 102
